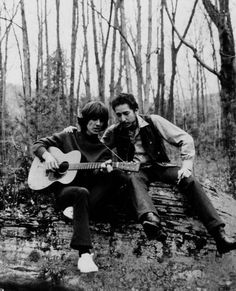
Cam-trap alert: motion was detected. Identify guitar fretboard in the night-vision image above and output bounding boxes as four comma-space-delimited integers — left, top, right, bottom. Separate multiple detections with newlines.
68, 162, 130, 171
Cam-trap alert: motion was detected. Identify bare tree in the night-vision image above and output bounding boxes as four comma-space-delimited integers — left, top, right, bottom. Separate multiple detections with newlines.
76, 51, 85, 116
21, 0, 31, 99
196, 60, 200, 126
90, 0, 113, 102
36, 0, 43, 96
120, 0, 132, 93
165, 0, 198, 122
0, 17, 8, 164
82, 0, 91, 101
110, 0, 120, 104
44, 0, 51, 95
33, 0, 44, 140
144, 0, 152, 114
116, 26, 124, 98
21, 0, 31, 153
185, 50, 195, 119
155, 0, 165, 115
69, 0, 79, 124
55, 0, 65, 100
135, 0, 144, 113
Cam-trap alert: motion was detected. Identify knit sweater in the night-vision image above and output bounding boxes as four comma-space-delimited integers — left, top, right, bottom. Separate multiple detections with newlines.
32, 129, 111, 163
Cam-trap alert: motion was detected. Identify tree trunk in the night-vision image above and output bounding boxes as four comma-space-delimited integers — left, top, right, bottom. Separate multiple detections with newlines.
82, 0, 91, 101
155, 0, 165, 115
55, 0, 65, 109
196, 61, 200, 127
200, 62, 206, 125
206, 14, 221, 138
69, 0, 79, 124
165, 0, 198, 122
90, 0, 101, 101
166, 0, 177, 122
91, 0, 113, 102
202, 0, 236, 190
36, 0, 43, 96
167, 50, 177, 122
120, 0, 132, 93
76, 52, 85, 116
144, 0, 152, 114
135, 0, 144, 113
115, 33, 123, 97
34, 0, 44, 140
109, 0, 120, 105
44, 0, 51, 96
21, 0, 31, 154
0, 40, 4, 165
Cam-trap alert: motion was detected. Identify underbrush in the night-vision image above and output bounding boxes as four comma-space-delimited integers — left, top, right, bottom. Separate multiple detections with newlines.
194, 154, 230, 194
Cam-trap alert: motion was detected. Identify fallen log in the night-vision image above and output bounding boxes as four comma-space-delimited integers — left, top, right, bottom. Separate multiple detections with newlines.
0, 182, 236, 290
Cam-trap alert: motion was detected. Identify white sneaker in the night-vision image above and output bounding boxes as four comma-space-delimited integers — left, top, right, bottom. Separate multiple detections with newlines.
77, 253, 98, 273
63, 206, 73, 219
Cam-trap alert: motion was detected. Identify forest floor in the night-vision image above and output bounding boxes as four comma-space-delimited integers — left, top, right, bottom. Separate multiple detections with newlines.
194, 154, 231, 195
1, 153, 236, 291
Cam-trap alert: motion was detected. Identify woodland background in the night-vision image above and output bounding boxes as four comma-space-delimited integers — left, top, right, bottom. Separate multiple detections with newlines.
0, 1, 236, 290
0, 0, 236, 207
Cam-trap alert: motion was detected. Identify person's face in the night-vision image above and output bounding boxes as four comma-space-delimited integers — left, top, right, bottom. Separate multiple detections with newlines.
86, 119, 104, 135
114, 104, 137, 128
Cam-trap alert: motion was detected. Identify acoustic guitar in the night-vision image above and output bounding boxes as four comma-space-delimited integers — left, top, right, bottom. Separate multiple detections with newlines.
28, 147, 140, 190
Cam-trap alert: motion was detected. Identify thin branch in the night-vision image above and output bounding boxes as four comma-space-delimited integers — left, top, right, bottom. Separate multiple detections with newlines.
0, 16, 22, 31
88, 0, 137, 65
176, 0, 198, 51
101, 0, 113, 66
164, 0, 220, 78
0, 1, 22, 43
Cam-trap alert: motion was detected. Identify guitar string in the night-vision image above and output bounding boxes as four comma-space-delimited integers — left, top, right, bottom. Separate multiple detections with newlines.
98, 138, 125, 162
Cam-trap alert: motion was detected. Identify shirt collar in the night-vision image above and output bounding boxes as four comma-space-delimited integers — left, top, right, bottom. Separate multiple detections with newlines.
137, 115, 149, 128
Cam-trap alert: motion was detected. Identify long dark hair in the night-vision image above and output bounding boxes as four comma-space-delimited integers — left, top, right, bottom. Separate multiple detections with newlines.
78, 101, 109, 132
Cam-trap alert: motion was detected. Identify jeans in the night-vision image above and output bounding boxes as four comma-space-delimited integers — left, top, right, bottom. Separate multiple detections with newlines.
55, 169, 130, 250
126, 164, 224, 233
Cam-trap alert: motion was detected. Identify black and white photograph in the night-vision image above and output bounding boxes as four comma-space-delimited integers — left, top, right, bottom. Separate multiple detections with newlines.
0, 0, 236, 290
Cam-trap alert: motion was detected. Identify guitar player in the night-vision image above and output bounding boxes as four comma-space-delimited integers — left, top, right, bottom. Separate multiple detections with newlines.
32, 101, 132, 273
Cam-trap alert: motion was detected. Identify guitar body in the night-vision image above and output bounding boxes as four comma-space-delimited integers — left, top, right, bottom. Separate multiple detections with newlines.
28, 147, 81, 190
28, 147, 140, 191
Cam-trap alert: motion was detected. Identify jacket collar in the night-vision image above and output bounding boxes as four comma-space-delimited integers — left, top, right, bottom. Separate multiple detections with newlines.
136, 115, 149, 128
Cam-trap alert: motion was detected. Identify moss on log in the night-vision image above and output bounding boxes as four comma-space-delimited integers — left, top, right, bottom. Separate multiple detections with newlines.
0, 182, 236, 290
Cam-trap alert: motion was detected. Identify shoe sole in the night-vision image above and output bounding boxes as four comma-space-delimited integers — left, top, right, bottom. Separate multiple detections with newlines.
78, 269, 98, 273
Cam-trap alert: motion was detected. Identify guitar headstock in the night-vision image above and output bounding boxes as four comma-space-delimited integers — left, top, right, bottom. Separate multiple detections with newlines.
119, 162, 140, 172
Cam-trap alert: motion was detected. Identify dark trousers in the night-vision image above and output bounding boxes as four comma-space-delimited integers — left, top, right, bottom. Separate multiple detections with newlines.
126, 164, 224, 233
55, 169, 129, 250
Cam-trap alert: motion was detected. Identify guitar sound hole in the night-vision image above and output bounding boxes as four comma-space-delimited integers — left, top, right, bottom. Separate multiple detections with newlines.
58, 161, 69, 174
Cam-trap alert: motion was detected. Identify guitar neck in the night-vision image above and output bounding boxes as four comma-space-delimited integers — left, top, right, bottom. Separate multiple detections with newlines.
69, 162, 125, 171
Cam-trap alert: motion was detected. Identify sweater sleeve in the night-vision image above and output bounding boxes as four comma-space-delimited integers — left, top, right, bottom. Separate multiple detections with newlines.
32, 131, 66, 159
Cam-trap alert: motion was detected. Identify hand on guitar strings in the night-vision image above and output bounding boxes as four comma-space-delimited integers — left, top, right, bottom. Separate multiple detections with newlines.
42, 151, 59, 171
